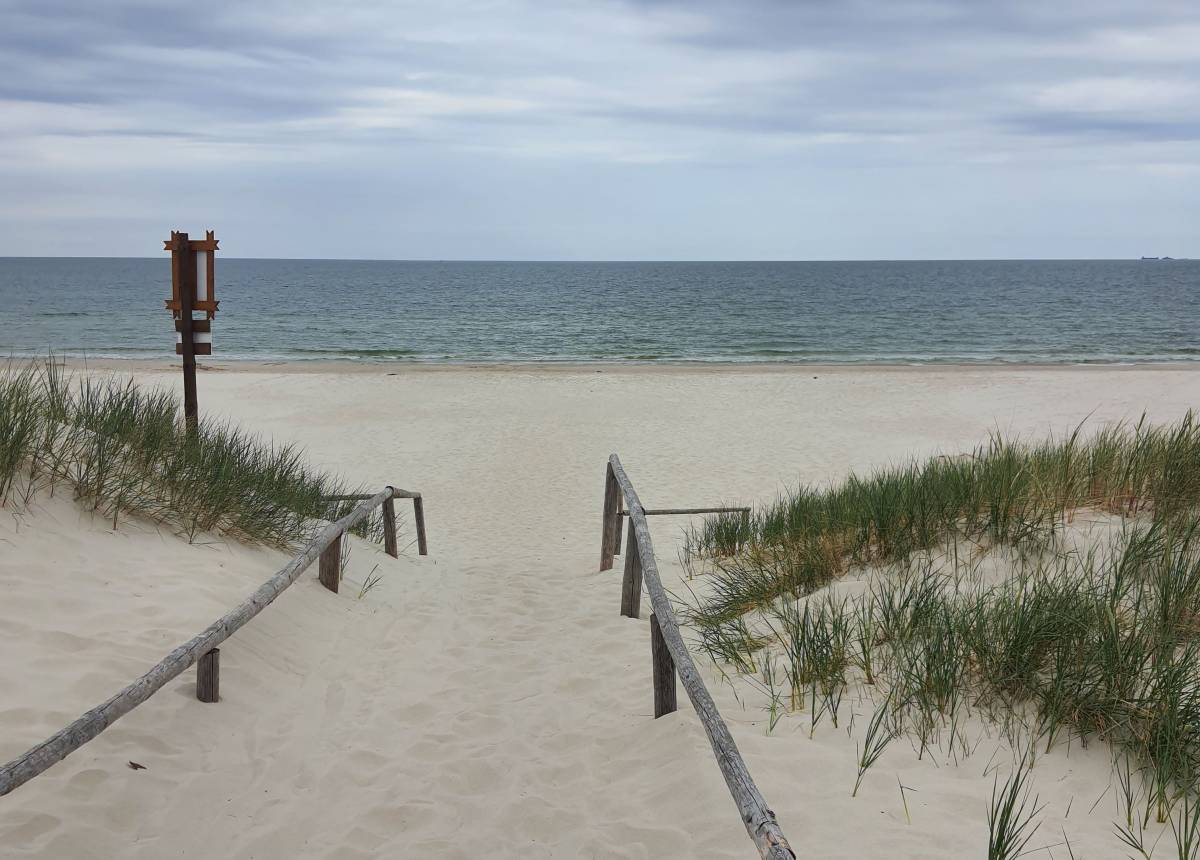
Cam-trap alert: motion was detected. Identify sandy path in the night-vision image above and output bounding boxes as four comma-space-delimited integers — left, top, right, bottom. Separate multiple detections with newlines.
4, 365, 1200, 858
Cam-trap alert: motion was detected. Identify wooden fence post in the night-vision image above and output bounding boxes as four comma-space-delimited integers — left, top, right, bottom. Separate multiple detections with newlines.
651, 614, 677, 717
600, 461, 620, 570
196, 648, 219, 703
382, 496, 398, 558
412, 496, 428, 556
621, 519, 642, 618
319, 531, 343, 593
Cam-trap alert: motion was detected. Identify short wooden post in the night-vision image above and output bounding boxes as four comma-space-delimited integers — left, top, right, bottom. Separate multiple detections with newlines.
412, 496, 428, 556
620, 520, 642, 618
196, 648, 219, 703
600, 462, 620, 570
319, 531, 343, 593
614, 500, 623, 555
651, 614, 677, 718
382, 496, 398, 558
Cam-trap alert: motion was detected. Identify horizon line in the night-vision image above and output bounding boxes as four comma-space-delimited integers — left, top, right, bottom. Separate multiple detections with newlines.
0, 255, 1192, 263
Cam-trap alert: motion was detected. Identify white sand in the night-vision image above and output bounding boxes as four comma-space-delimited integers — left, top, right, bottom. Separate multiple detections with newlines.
3, 364, 1200, 858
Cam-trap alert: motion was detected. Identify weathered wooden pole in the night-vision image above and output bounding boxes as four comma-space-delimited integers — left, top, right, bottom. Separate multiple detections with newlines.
651, 614, 677, 717
599, 462, 620, 570
620, 519, 642, 618
318, 532, 343, 593
603, 456, 795, 858
412, 496, 428, 556
622, 506, 752, 517
382, 496, 398, 558
196, 648, 219, 703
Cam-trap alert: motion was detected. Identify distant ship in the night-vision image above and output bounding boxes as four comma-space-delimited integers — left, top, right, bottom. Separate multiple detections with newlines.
1140, 256, 1177, 261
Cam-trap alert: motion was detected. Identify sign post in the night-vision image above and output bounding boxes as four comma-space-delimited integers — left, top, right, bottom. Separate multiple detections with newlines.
164, 230, 219, 435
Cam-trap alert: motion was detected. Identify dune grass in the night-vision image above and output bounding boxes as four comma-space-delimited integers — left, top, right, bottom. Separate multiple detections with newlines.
683, 415, 1200, 852
988, 752, 1044, 860
687, 414, 1200, 625
0, 357, 386, 548
691, 515, 1200, 850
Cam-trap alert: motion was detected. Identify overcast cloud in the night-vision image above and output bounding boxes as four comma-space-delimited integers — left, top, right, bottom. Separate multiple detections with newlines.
1, 0, 1197, 258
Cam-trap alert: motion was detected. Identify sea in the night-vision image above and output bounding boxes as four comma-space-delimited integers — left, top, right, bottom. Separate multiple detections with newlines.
0, 258, 1197, 365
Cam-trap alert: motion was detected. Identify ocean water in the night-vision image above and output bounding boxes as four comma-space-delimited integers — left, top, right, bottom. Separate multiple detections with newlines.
0, 258, 1196, 364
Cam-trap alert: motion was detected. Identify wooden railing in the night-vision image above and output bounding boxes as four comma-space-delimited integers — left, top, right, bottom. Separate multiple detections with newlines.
321, 488, 428, 570
611, 506, 750, 557
599, 456, 795, 860
0, 485, 425, 798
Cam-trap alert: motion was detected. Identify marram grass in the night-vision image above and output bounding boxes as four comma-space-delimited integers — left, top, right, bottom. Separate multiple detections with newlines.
683, 415, 1200, 855
0, 358, 386, 548
687, 414, 1200, 623
692, 518, 1200, 852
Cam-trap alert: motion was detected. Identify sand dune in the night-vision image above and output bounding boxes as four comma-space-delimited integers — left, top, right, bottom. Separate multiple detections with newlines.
4, 365, 1200, 858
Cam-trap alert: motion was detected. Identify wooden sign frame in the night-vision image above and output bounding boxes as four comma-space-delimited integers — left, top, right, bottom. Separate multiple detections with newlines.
164, 230, 219, 316
165, 229, 218, 431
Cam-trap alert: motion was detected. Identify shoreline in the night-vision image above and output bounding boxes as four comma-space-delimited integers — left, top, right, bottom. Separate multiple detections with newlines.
43, 357, 1200, 375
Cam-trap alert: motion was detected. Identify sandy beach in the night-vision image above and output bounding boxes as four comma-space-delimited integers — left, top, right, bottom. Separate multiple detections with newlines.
4, 364, 1200, 858
6, 0, 1199, 853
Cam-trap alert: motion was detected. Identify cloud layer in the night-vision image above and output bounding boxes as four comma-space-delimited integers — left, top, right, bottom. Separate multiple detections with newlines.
1, 0, 1198, 258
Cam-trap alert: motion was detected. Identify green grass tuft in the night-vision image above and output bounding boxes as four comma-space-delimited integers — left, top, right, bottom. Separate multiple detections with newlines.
1, 357, 389, 548
688, 414, 1200, 621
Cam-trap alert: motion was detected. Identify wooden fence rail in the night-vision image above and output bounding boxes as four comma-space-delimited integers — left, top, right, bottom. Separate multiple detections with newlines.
615, 505, 750, 556
619, 506, 751, 516
0, 484, 422, 798
324, 489, 428, 557
599, 456, 795, 860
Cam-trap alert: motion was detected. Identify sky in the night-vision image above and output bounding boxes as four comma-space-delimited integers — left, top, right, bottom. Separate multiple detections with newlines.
1, 0, 1198, 260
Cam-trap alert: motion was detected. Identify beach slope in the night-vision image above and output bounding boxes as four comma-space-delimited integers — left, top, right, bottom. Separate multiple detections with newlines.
3, 364, 1200, 858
